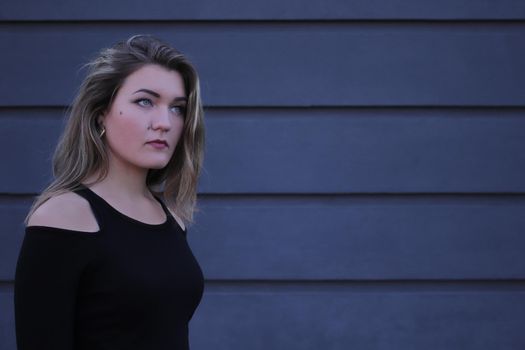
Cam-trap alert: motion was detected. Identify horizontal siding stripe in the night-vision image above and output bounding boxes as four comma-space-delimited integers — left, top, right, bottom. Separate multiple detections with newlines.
1, 108, 524, 194
3, 279, 525, 293
192, 197, 525, 280
1, 0, 525, 20
3, 195, 525, 280
4, 104, 525, 110
198, 279, 525, 293
1, 22, 525, 106
3, 192, 525, 204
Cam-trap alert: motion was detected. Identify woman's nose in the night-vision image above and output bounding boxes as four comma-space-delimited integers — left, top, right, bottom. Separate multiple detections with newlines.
150, 107, 171, 131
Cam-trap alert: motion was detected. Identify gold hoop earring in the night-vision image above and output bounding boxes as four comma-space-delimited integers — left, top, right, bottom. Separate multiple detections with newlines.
99, 126, 106, 138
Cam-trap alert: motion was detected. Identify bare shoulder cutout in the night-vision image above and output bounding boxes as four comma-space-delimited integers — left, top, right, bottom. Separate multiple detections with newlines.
167, 208, 186, 232
27, 191, 100, 233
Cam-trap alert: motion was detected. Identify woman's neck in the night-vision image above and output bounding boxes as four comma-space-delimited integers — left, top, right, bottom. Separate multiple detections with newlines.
82, 154, 153, 201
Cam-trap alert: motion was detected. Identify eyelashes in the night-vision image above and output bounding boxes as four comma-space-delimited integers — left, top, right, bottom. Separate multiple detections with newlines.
133, 98, 186, 117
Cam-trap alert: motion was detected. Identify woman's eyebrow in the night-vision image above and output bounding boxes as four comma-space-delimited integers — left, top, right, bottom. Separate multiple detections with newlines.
133, 88, 160, 98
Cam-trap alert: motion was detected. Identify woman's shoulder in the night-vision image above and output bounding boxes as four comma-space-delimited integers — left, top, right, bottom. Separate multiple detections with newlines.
27, 191, 100, 233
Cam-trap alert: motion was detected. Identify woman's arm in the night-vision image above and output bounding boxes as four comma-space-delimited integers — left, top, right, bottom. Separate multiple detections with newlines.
14, 227, 95, 350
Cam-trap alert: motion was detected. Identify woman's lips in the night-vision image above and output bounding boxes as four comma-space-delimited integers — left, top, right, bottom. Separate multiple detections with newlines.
147, 141, 168, 149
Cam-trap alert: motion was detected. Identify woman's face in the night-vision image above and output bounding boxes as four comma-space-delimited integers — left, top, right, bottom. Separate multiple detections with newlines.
99, 64, 187, 172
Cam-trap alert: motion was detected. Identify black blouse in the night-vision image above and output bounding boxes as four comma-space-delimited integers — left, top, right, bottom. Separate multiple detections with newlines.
14, 184, 205, 350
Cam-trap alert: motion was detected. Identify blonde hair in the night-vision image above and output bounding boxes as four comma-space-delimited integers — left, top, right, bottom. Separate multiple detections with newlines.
25, 34, 205, 227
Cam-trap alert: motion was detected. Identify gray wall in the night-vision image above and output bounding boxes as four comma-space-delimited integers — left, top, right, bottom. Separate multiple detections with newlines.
2, 1, 525, 349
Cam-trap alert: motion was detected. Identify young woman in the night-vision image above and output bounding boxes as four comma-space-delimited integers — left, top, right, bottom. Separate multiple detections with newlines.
14, 35, 205, 350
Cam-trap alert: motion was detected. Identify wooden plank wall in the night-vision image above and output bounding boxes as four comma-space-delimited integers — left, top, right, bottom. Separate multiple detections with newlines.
1, 1, 525, 349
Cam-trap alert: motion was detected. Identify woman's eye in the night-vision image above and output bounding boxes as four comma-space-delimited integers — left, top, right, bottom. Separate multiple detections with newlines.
135, 98, 153, 107
170, 105, 186, 116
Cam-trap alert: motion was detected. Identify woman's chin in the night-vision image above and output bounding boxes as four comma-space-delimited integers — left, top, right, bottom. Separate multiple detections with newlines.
147, 162, 170, 170
141, 156, 173, 170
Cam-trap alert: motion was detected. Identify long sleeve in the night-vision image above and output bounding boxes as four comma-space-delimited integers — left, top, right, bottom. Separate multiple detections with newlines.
14, 226, 96, 350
